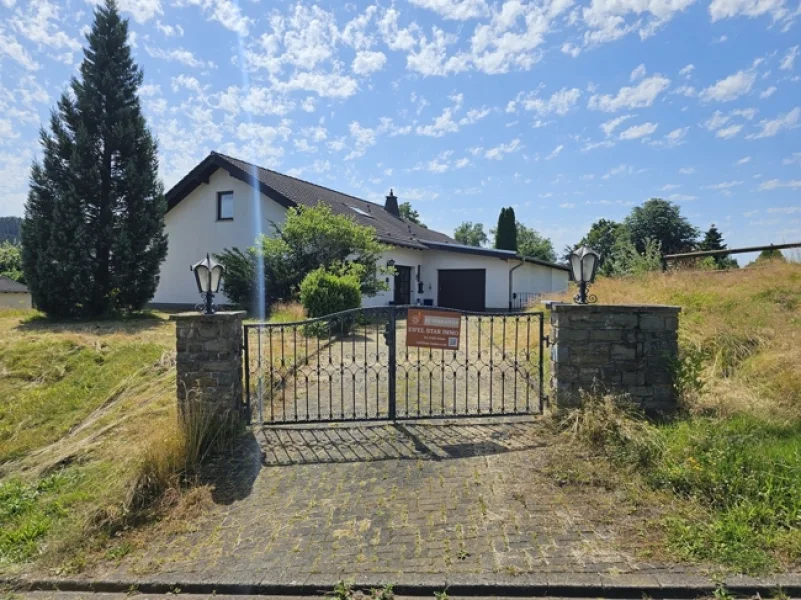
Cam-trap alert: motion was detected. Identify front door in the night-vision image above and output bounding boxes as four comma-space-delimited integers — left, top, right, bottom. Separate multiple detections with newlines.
394, 266, 412, 305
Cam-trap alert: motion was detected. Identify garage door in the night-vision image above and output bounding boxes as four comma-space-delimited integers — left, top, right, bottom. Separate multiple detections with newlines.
438, 269, 486, 312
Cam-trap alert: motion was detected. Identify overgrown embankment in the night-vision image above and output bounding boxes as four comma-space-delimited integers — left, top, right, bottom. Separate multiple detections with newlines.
556, 260, 801, 573
0, 312, 181, 572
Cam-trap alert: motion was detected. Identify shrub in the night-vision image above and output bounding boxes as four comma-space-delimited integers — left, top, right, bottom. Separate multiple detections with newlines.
299, 266, 361, 319
214, 247, 257, 308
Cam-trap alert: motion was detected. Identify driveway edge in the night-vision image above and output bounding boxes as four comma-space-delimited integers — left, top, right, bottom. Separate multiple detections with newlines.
3, 575, 801, 598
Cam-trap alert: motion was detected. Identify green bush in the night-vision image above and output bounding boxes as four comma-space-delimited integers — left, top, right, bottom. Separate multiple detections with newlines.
299, 267, 361, 319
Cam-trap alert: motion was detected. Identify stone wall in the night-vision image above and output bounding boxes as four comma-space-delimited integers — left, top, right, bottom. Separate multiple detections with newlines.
549, 304, 681, 415
171, 311, 245, 420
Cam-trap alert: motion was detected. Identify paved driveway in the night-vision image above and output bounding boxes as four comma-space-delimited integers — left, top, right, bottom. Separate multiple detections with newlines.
89, 419, 700, 588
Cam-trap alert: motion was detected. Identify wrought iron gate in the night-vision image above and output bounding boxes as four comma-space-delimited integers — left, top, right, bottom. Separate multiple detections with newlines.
243, 306, 545, 424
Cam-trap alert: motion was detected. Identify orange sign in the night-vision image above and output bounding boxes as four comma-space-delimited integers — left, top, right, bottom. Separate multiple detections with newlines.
406, 308, 461, 350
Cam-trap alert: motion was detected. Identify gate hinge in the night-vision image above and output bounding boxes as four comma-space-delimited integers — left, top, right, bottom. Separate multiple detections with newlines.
544, 335, 552, 348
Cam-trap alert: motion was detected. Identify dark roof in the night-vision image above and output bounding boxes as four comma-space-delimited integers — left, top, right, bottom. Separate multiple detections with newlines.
166, 152, 456, 250
422, 240, 570, 272
0, 276, 28, 293
164, 152, 569, 271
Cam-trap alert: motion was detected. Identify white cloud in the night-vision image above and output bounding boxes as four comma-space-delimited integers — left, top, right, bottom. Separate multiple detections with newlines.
704, 180, 743, 189
515, 87, 582, 116
146, 45, 215, 68
602, 163, 635, 179
630, 63, 647, 81
732, 107, 758, 120
780, 46, 799, 71
408, 0, 489, 20
673, 84, 697, 97
767, 206, 801, 213
709, 0, 790, 22
588, 75, 671, 112
679, 167, 696, 174
737, 156, 752, 164
0, 31, 39, 70
485, 138, 521, 160
546, 144, 564, 159
783, 152, 801, 166
759, 180, 801, 190
664, 127, 689, 145
747, 107, 801, 139
716, 124, 743, 138
181, 0, 251, 36
273, 72, 359, 98
759, 86, 777, 99
619, 121, 658, 140
600, 114, 634, 136
667, 193, 697, 201
352, 50, 387, 75
459, 107, 491, 125
561, 42, 581, 57
581, 0, 697, 46
679, 63, 695, 78
700, 68, 756, 102
156, 20, 184, 36
10, 0, 81, 52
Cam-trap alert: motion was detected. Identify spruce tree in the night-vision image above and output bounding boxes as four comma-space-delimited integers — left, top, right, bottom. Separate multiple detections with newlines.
700, 224, 737, 269
22, 0, 167, 317
495, 207, 518, 251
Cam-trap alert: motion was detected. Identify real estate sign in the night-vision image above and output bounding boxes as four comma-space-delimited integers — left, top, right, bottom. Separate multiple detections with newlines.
406, 308, 461, 350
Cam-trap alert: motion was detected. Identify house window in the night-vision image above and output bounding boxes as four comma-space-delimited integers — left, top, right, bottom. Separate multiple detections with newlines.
217, 191, 234, 221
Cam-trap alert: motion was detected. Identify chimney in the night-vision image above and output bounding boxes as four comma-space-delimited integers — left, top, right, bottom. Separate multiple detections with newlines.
385, 188, 400, 217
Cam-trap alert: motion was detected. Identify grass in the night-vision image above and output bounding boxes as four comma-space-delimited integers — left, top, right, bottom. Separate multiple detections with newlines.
0, 309, 231, 574
550, 260, 801, 573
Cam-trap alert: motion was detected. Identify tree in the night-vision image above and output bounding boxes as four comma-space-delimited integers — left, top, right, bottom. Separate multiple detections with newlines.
623, 198, 698, 256
516, 223, 556, 262
22, 0, 167, 318
454, 222, 488, 247
399, 202, 425, 227
217, 204, 389, 308
608, 237, 663, 276
0, 217, 22, 244
0, 242, 24, 282
566, 219, 626, 275
756, 248, 786, 262
494, 207, 517, 251
699, 224, 738, 269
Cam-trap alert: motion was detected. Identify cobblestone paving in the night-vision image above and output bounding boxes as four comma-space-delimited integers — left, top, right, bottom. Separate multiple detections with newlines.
88, 419, 708, 587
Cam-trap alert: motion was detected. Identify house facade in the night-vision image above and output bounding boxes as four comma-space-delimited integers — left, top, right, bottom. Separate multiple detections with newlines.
152, 152, 569, 312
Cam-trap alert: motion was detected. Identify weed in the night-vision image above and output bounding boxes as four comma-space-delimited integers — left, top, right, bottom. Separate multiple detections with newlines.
328, 580, 356, 599
433, 591, 449, 600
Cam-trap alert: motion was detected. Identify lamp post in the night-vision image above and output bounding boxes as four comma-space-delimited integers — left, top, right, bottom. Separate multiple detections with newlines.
569, 246, 601, 304
190, 253, 224, 314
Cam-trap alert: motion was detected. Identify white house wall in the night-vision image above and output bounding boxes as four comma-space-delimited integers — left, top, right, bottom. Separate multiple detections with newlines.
153, 169, 287, 305
154, 168, 569, 310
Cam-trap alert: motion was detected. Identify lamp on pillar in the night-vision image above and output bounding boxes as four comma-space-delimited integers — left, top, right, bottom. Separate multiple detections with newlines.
569, 246, 600, 304
191, 253, 224, 314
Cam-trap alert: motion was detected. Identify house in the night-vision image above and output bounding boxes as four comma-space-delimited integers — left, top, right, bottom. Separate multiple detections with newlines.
153, 152, 569, 312
0, 276, 32, 309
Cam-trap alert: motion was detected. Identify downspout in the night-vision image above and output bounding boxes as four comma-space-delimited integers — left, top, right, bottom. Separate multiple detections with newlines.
508, 258, 525, 311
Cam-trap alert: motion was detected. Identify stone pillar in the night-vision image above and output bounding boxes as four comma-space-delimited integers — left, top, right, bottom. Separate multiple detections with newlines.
549, 304, 681, 415
170, 311, 246, 421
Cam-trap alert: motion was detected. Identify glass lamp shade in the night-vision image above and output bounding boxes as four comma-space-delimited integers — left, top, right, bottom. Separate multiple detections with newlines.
191, 254, 224, 294
570, 246, 601, 284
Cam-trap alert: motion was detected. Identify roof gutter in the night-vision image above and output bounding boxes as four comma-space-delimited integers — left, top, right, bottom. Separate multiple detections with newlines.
508, 259, 525, 311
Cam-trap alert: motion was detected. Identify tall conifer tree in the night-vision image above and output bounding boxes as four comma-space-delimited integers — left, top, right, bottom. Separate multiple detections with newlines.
494, 207, 518, 251
22, 0, 167, 317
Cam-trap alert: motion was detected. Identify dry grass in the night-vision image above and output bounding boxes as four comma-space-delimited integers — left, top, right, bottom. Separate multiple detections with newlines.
0, 309, 231, 574
546, 260, 801, 422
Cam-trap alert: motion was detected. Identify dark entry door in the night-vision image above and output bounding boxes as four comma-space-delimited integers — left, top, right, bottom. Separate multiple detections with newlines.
394, 266, 412, 305
438, 269, 486, 311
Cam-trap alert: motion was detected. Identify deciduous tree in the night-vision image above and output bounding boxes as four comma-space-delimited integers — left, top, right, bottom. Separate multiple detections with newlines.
454, 222, 488, 247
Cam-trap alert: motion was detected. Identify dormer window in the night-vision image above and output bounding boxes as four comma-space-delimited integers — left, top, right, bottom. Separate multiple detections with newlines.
217, 191, 234, 221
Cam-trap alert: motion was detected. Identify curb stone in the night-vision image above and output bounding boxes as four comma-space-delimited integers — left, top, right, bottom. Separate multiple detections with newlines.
3, 575, 801, 598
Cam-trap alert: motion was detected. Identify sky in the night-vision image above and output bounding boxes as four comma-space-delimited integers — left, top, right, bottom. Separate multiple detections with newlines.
0, 0, 800, 257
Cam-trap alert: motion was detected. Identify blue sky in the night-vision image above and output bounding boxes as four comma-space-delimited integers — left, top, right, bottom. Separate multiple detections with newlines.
1, 0, 799, 255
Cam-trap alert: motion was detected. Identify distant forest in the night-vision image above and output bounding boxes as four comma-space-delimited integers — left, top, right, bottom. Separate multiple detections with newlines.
0, 217, 22, 244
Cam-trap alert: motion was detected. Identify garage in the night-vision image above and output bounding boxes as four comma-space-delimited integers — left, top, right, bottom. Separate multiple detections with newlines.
438, 269, 486, 312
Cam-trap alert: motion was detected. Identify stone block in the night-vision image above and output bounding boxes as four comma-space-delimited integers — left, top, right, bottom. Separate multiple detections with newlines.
610, 344, 636, 360
589, 329, 622, 341
640, 315, 666, 330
